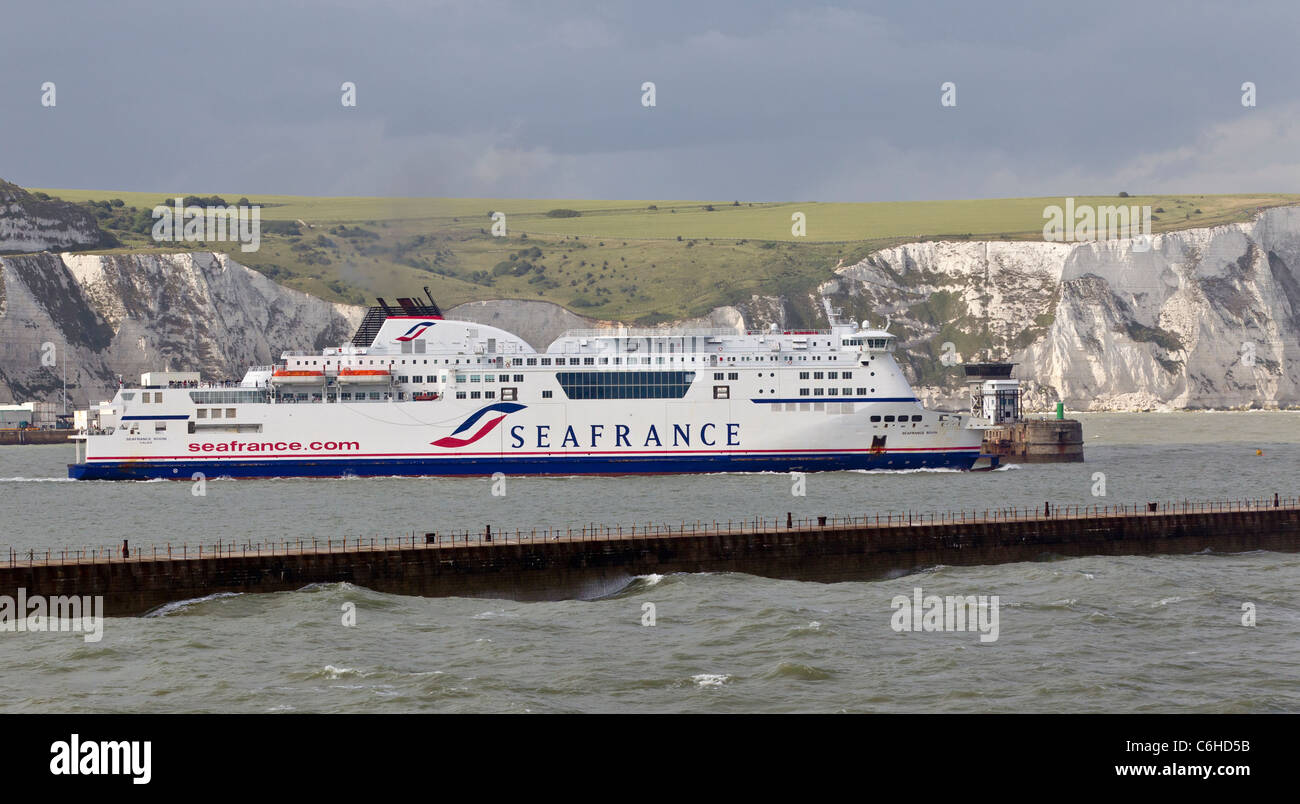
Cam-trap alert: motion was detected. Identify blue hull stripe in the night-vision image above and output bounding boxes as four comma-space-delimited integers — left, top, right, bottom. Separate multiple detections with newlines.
68, 451, 981, 480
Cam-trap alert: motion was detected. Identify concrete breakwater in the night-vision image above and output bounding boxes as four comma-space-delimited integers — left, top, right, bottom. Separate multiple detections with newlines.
2, 497, 1296, 616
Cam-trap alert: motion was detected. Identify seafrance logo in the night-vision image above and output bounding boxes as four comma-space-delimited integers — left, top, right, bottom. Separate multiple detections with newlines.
432, 402, 526, 448
395, 321, 437, 341
432, 403, 742, 451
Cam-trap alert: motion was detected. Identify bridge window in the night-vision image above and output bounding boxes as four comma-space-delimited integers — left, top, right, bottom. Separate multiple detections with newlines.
555, 371, 696, 400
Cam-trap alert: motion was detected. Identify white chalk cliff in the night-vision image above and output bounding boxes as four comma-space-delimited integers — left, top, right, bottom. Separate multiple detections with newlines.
0, 252, 362, 404
822, 206, 1300, 410
2, 207, 1298, 411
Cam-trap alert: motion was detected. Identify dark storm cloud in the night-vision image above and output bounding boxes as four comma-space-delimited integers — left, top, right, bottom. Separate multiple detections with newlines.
2, 0, 1297, 199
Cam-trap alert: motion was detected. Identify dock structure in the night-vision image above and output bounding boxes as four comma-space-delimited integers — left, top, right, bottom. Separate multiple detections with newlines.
962, 362, 1085, 463
2, 497, 1297, 615
0, 429, 71, 446
982, 418, 1085, 463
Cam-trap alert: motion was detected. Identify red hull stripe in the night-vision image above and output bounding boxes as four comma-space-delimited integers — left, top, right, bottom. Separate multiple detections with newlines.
431, 414, 508, 448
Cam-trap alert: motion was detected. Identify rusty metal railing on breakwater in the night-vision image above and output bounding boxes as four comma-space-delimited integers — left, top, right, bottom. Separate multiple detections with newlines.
6, 494, 1296, 569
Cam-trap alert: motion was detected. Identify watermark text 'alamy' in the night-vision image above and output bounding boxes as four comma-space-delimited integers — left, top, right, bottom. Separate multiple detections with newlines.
152, 198, 260, 252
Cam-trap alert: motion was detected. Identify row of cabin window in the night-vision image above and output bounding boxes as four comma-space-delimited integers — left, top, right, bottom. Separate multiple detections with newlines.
195, 408, 238, 419
798, 371, 853, 380
799, 388, 871, 396
505, 355, 847, 366
453, 374, 526, 383
871, 414, 923, 423
453, 388, 532, 401
291, 353, 851, 370
138, 392, 165, 403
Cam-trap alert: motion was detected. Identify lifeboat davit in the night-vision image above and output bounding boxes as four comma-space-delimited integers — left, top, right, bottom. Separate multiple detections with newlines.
339, 367, 392, 384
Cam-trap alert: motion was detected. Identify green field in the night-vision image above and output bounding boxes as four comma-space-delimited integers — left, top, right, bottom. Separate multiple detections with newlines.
35, 189, 1299, 323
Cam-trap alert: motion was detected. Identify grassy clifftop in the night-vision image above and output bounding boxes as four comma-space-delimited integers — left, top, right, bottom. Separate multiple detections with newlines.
33, 188, 1298, 323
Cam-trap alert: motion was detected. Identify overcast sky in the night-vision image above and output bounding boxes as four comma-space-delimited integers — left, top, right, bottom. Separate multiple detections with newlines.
3, 0, 1298, 201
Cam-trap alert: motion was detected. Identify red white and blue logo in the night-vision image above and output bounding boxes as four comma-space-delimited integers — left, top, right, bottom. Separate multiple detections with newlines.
432, 403, 526, 448
395, 321, 437, 341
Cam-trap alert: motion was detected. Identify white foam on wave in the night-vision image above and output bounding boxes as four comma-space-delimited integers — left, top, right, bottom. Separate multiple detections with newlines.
0, 476, 75, 482
145, 591, 243, 617
692, 673, 730, 687
635, 574, 665, 586
320, 665, 369, 679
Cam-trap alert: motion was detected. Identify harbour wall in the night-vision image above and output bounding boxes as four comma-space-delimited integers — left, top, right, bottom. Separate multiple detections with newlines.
982, 419, 1084, 463
1, 498, 1296, 615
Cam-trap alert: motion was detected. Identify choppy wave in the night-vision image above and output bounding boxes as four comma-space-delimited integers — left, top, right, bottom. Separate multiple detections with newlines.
691, 673, 730, 687
144, 592, 243, 617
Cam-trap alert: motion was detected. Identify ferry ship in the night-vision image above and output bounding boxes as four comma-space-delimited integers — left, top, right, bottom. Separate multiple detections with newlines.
69, 292, 997, 480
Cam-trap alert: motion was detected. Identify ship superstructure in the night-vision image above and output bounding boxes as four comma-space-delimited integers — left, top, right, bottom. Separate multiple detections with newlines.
69, 293, 991, 479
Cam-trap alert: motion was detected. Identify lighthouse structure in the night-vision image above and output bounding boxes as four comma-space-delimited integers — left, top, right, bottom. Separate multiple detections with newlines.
963, 362, 1022, 425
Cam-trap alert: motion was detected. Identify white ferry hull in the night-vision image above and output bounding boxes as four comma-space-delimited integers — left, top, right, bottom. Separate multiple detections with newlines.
69, 397, 983, 479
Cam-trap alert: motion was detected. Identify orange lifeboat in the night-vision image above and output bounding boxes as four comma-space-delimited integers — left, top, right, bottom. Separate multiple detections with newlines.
339, 367, 392, 384
271, 368, 325, 384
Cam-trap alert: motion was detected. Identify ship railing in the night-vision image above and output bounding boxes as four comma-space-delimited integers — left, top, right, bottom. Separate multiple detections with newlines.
558, 327, 741, 339
8, 494, 1297, 567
